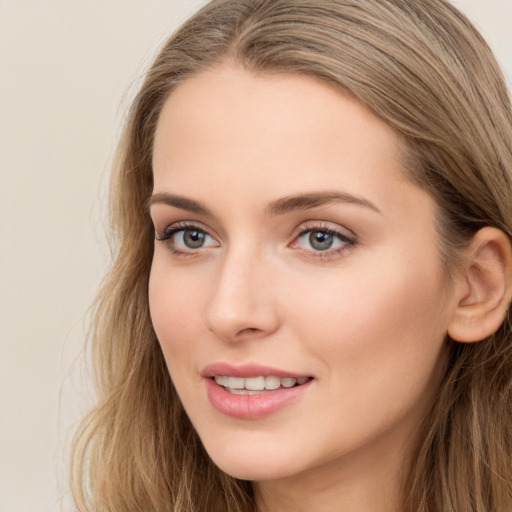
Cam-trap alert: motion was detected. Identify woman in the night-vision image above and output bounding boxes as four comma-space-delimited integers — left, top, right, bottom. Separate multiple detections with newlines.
71, 1, 512, 511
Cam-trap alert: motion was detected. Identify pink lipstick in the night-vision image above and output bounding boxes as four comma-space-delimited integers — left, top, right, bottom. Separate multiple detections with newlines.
202, 363, 314, 419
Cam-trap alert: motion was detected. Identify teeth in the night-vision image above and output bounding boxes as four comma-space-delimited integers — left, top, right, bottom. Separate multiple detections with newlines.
281, 377, 296, 388
215, 375, 229, 387
214, 375, 310, 392
227, 377, 245, 389
265, 376, 281, 390
245, 376, 265, 390
229, 389, 262, 395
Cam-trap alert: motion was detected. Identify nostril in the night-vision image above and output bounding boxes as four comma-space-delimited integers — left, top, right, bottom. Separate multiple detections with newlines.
237, 327, 261, 336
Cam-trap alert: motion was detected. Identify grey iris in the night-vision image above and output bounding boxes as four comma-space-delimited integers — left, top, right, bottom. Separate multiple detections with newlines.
309, 231, 333, 251
184, 229, 205, 249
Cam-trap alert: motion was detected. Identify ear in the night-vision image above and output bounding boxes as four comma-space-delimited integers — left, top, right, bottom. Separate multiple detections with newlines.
448, 227, 512, 343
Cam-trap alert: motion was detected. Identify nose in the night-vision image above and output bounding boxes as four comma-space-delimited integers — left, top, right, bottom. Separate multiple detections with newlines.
205, 247, 280, 342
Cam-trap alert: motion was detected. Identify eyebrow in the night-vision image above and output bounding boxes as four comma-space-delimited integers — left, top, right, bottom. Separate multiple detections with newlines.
147, 190, 381, 216
147, 193, 212, 216
266, 191, 381, 216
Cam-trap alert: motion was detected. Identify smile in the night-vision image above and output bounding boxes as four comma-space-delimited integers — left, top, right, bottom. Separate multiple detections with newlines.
204, 366, 314, 419
214, 375, 310, 394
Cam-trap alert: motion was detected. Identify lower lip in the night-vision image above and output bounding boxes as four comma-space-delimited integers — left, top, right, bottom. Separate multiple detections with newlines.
205, 378, 312, 419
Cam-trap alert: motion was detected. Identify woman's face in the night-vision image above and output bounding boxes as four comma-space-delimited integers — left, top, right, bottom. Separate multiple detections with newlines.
149, 64, 457, 486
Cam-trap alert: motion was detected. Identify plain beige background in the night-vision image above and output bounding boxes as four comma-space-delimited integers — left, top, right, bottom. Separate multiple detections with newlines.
0, 1, 510, 511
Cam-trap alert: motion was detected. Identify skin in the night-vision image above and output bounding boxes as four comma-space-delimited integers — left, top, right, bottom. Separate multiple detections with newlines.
148, 63, 460, 512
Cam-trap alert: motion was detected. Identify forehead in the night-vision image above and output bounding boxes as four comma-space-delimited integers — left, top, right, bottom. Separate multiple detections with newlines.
152, 64, 424, 220
153, 64, 403, 163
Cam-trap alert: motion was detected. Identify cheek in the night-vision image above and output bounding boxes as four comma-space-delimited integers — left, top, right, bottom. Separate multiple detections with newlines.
148, 260, 206, 371
285, 253, 448, 341
282, 253, 451, 406
149, 271, 210, 427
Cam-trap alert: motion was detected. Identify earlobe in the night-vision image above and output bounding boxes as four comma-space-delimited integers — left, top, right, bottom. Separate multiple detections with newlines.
448, 227, 512, 343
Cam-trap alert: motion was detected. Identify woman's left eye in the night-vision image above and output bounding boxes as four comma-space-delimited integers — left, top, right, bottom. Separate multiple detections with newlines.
294, 227, 355, 254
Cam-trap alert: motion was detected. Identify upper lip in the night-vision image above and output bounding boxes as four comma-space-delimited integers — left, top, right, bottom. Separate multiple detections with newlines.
201, 362, 312, 379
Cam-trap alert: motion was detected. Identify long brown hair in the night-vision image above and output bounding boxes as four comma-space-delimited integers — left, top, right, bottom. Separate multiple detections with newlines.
71, 1, 512, 510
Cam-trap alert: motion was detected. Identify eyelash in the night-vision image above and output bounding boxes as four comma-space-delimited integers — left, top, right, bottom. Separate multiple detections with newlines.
155, 220, 356, 260
155, 221, 216, 257
291, 221, 356, 261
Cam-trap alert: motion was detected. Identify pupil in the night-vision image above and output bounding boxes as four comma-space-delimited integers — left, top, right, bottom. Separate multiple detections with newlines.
309, 231, 333, 251
184, 229, 205, 249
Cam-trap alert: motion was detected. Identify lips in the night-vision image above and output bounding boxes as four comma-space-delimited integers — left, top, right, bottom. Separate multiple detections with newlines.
202, 362, 310, 379
202, 363, 314, 419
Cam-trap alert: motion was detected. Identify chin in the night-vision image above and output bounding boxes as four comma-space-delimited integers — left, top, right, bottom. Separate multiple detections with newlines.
202, 437, 303, 482
211, 457, 294, 482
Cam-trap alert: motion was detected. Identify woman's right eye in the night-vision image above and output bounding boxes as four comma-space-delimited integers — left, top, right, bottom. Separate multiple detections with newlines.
156, 224, 219, 254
